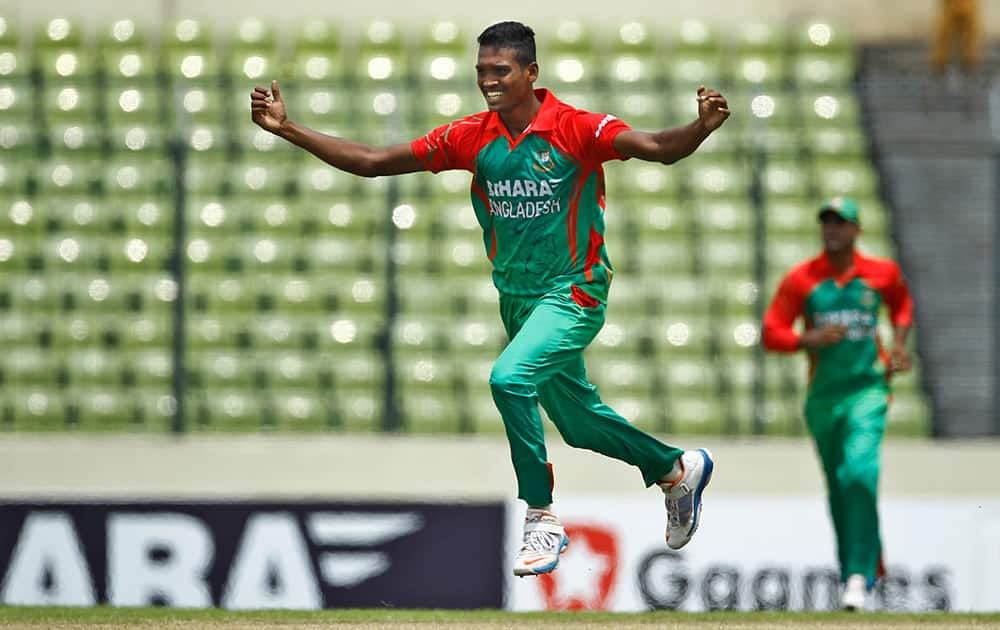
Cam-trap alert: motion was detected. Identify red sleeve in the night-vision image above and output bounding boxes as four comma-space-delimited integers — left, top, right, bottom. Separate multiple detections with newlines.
561, 112, 632, 166
762, 271, 807, 352
409, 117, 481, 173
882, 262, 914, 328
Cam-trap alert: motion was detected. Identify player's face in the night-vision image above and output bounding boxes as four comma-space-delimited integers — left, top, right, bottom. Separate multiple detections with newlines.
819, 211, 859, 252
476, 46, 538, 113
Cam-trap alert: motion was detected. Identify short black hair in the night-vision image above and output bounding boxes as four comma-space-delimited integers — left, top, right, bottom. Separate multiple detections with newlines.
477, 21, 536, 68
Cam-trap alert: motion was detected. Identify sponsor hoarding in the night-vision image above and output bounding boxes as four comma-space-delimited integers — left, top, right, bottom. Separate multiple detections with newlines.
0, 501, 505, 609
506, 496, 1000, 612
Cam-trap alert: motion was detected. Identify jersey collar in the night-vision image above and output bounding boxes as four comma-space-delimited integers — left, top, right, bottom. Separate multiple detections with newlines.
818, 249, 864, 284
485, 88, 560, 137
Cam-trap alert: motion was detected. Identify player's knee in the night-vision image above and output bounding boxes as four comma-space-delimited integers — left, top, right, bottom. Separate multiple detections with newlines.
838, 464, 879, 493
489, 365, 532, 397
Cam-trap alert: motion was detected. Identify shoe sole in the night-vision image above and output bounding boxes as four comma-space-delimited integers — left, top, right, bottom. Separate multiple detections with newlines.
667, 448, 714, 550
513, 534, 570, 577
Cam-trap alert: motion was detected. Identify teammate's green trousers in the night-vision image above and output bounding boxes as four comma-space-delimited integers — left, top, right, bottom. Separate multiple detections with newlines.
805, 386, 888, 584
490, 287, 683, 507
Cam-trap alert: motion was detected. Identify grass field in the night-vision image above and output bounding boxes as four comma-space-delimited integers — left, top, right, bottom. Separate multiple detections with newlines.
1, 608, 999, 630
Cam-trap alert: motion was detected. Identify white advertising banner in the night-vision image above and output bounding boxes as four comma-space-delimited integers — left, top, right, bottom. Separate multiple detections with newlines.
505, 496, 1000, 612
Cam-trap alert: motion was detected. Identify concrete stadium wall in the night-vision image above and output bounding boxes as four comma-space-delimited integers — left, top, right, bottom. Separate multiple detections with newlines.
1, 434, 998, 500
2, 0, 999, 41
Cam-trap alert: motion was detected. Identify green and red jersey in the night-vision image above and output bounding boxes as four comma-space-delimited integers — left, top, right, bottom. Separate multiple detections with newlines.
409, 88, 631, 302
762, 250, 914, 399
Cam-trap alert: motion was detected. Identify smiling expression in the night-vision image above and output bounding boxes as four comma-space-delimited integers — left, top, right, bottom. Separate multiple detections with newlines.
476, 45, 538, 114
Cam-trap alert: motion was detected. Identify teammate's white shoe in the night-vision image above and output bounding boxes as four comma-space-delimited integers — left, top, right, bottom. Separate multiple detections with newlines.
660, 448, 714, 550
841, 574, 867, 611
512, 509, 569, 577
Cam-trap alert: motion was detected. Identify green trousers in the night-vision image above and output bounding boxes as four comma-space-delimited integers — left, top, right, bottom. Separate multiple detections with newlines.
490, 287, 683, 507
805, 386, 888, 584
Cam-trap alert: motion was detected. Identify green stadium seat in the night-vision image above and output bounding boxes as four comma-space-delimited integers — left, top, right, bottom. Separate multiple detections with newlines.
103, 158, 169, 196
467, 389, 504, 434
66, 348, 124, 385
229, 17, 276, 52
42, 83, 99, 122
334, 386, 381, 432
2, 347, 63, 385
130, 388, 176, 429
445, 316, 507, 355
605, 91, 667, 132
5, 275, 55, 311
189, 350, 255, 388
230, 50, 276, 86
764, 160, 812, 199
698, 198, 754, 236
48, 122, 103, 154
588, 356, 658, 396
316, 315, 382, 353
35, 158, 96, 195
7, 388, 68, 430
271, 390, 335, 431
396, 353, 458, 394
666, 52, 723, 87
186, 313, 247, 348
164, 49, 222, 84
187, 272, 254, 309
128, 348, 172, 386
256, 351, 328, 389
1, 196, 41, 235
105, 86, 161, 123
287, 48, 348, 84
702, 235, 755, 276
0, 80, 32, 124
98, 18, 147, 49
192, 388, 261, 431
670, 19, 722, 53
34, 17, 82, 48
800, 91, 861, 129
401, 390, 462, 433
794, 51, 855, 87
685, 159, 750, 198
229, 161, 292, 197
0, 15, 17, 46
669, 395, 726, 435
814, 158, 879, 197
631, 237, 696, 277
102, 47, 158, 84
118, 313, 172, 348
415, 22, 472, 86
0, 312, 43, 346
804, 126, 868, 158
107, 123, 168, 154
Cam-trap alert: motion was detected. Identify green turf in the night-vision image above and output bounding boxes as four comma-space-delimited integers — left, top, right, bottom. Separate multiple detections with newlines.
0, 607, 999, 629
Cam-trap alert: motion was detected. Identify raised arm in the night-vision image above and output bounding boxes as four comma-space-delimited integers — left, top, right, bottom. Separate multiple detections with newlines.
250, 80, 424, 177
613, 86, 730, 164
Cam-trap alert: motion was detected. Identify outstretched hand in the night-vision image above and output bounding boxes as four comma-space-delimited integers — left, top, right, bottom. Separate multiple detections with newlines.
696, 86, 730, 132
250, 79, 287, 134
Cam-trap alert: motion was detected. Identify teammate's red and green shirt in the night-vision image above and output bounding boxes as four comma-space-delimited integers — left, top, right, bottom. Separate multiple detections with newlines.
763, 251, 914, 400
410, 88, 630, 302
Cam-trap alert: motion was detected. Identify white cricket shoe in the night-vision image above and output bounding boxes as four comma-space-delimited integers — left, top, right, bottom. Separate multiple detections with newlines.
660, 448, 714, 550
512, 509, 569, 577
841, 574, 867, 611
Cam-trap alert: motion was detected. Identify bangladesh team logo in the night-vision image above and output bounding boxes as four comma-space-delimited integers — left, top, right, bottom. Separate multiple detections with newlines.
533, 150, 556, 174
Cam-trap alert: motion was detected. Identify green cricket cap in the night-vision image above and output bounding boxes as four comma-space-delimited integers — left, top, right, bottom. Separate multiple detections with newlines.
818, 196, 861, 225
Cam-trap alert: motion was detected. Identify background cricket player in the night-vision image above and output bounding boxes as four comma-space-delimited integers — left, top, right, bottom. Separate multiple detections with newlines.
762, 196, 914, 611
251, 21, 729, 577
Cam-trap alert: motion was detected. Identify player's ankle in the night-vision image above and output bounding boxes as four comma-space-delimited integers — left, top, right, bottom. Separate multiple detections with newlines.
658, 459, 684, 487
